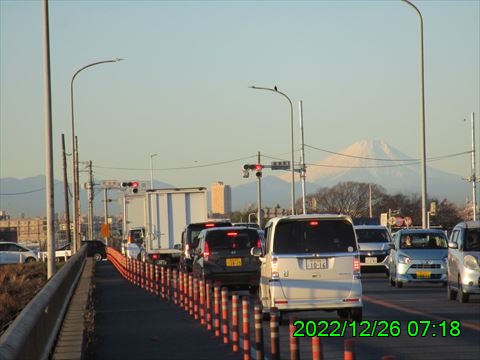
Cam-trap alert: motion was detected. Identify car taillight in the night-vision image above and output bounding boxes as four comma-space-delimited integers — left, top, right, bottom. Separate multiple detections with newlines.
186, 243, 190, 253
353, 256, 361, 272
256, 239, 262, 248
152, 254, 159, 260
203, 242, 210, 261
128, 235, 133, 243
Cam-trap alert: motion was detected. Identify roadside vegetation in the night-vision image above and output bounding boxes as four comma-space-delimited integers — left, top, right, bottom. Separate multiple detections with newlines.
0, 263, 48, 334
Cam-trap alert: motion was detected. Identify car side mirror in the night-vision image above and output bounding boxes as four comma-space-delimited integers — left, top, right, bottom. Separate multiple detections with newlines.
447, 242, 458, 249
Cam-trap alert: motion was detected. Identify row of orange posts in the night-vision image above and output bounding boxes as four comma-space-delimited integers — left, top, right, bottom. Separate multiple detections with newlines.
106, 247, 397, 360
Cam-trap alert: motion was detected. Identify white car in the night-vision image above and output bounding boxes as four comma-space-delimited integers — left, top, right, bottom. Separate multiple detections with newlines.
253, 214, 363, 322
354, 225, 392, 272
447, 220, 480, 303
0, 242, 39, 264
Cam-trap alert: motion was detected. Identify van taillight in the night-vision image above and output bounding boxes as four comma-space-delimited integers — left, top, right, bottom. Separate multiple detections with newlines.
186, 244, 190, 253
256, 239, 262, 248
152, 254, 159, 260
353, 256, 360, 272
203, 242, 210, 261
128, 234, 133, 243
309, 221, 319, 226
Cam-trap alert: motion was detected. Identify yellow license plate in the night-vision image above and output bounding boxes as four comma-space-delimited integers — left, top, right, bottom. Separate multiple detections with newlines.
416, 271, 431, 279
226, 258, 242, 266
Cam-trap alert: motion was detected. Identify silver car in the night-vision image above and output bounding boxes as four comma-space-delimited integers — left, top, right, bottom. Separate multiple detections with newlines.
0, 242, 39, 264
387, 229, 448, 288
447, 220, 480, 303
354, 225, 392, 272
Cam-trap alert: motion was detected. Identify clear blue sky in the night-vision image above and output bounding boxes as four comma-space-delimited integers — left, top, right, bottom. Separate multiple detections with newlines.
1, 0, 479, 191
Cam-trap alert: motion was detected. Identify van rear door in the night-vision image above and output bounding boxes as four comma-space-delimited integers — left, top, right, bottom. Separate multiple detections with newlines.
272, 218, 358, 301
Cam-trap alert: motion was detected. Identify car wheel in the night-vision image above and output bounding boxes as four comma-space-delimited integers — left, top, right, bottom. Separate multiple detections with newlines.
25, 257, 36, 263
458, 277, 469, 303
93, 253, 102, 262
389, 275, 396, 287
395, 280, 403, 288
447, 282, 457, 300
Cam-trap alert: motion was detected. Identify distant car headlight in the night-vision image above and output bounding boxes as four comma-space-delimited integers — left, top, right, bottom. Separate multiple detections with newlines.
464, 255, 480, 270
398, 255, 411, 264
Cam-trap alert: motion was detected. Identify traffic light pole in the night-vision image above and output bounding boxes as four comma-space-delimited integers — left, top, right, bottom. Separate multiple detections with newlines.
257, 151, 262, 228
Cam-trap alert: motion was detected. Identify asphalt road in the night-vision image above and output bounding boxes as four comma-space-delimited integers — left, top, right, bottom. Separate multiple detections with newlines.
87, 262, 480, 360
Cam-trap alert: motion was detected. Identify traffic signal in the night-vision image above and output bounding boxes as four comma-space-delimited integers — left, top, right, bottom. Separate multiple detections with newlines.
122, 181, 140, 193
254, 164, 263, 178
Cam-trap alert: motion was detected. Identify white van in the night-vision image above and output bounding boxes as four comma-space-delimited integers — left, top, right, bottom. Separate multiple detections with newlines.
252, 214, 362, 321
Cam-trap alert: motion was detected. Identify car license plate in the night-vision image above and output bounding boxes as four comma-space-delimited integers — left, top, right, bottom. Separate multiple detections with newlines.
305, 258, 328, 270
226, 258, 242, 266
365, 257, 377, 264
416, 271, 431, 279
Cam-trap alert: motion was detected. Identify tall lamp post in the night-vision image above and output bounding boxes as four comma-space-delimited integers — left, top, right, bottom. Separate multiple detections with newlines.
402, 0, 428, 229
150, 153, 158, 189
70, 58, 123, 252
250, 85, 296, 215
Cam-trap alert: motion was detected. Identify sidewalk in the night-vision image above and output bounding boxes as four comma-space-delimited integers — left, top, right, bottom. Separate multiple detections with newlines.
86, 261, 243, 360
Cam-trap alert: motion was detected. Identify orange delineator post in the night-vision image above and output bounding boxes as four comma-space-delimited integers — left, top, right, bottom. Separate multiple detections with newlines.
214, 286, 221, 337
188, 274, 194, 316
254, 303, 264, 360
242, 296, 250, 360
199, 278, 205, 325
289, 316, 300, 360
179, 271, 184, 307
344, 339, 356, 360
312, 336, 323, 360
205, 281, 212, 331
221, 287, 229, 344
172, 269, 178, 305
166, 267, 171, 301
160, 266, 166, 299
270, 307, 280, 360
194, 278, 199, 320
154, 265, 160, 296
231, 292, 239, 352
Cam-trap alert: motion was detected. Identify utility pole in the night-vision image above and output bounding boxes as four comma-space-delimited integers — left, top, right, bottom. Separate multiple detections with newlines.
257, 151, 263, 228
61, 134, 71, 245
87, 160, 94, 239
469, 112, 477, 221
299, 100, 307, 214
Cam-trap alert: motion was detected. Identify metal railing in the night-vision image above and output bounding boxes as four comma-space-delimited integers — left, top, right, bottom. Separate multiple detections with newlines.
0, 246, 87, 360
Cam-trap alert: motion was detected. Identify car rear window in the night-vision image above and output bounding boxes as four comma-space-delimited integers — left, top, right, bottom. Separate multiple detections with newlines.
273, 219, 357, 254
355, 228, 390, 243
186, 221, 232, 245
206, 229, 258, 250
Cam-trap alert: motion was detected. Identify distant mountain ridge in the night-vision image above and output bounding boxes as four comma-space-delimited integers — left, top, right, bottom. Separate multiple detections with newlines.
0, 140, 471, 217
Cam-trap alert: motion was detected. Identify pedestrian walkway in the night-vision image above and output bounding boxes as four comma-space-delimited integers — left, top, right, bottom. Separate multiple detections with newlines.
86, 261, 243, 360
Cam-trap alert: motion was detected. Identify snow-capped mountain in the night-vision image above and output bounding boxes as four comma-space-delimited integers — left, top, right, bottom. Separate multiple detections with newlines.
277, 139, 469, 201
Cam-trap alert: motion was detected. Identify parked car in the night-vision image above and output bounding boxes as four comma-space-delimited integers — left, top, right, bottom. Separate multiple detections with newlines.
387, 229, 448, 288
191, 226, 262, 291
447, 220, 480, 303
354, 225, 392, 273
178, 220, 232, 272
0, 242, 39, 264
81, 240, 107, 261
252, 214, 362, 322
39, 242, 72, 262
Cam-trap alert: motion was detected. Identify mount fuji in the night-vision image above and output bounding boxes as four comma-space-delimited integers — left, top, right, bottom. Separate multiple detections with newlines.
232, 139, 470, 210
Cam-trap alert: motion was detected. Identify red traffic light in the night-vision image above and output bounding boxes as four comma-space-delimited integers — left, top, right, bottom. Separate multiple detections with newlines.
254, 164, 263, 171
131, 181, 139, 188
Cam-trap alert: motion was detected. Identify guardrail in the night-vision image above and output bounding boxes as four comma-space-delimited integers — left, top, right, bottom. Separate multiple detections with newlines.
0, 246, 87, 360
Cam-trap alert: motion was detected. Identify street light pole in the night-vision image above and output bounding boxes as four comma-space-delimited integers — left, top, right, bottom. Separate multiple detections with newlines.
402, 0, 428, 229
70, 58, 123, 252
150, 153, 158, 189
250, 85, 296, 215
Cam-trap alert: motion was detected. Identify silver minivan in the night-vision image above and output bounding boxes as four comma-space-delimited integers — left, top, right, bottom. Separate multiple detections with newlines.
447, 220, 480, 303
252, 214, 362, 321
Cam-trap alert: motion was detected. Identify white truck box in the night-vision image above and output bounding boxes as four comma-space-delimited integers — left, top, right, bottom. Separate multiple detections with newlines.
142, 187, 208, 267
